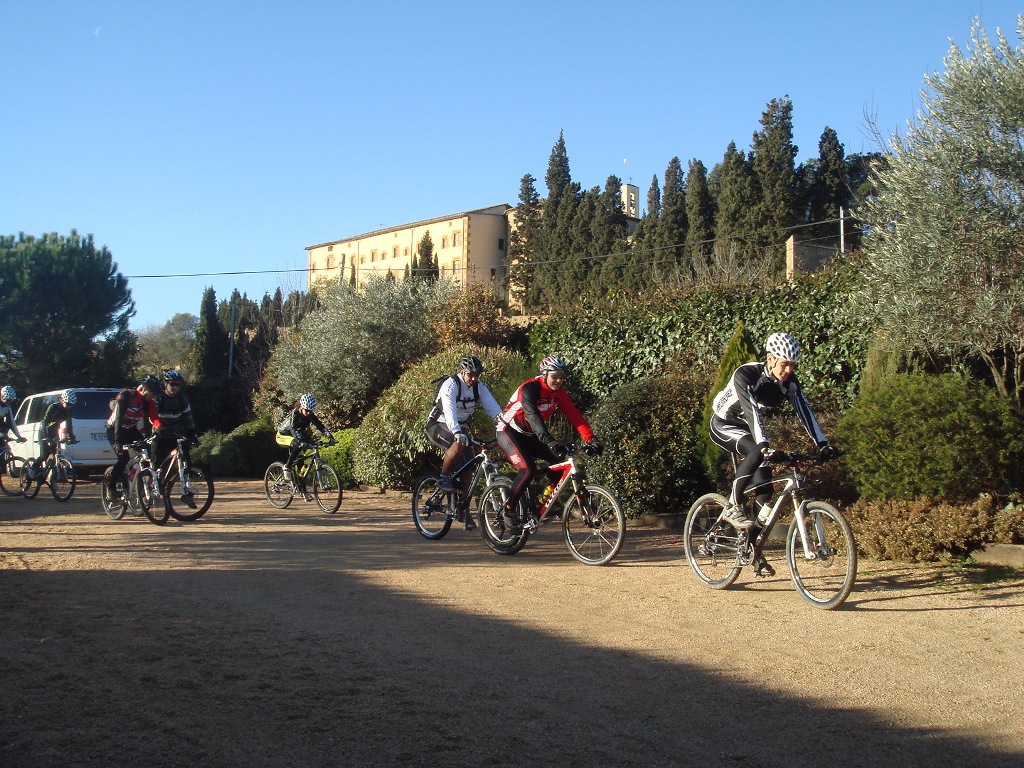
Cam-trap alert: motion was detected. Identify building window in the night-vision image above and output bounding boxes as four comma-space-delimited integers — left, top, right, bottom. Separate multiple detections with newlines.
441, 236, 448, 249
360, 256, 366, 265
371, 250, 377, 262
453, 232, 462, 247
452, 259, 460, 274
328, 244, 333, 252
403, 248, 409, 257
498, 238, 505, 250
393, 246, 399, 259
311, 261, 317, 272
326, 256, 334, 269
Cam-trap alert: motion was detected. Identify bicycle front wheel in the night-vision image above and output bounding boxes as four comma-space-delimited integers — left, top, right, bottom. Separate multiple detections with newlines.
264, 462, 293, 509
563, 484, 625, 565
786, 501, 856, 610
311, 461, 342, 513
0, 456, 28, 496
683, 493, 743, 589
166, 467, 215, 521
21, 465, 42, 499
412, 475, 453, 540
139, 469, 169, 526
49, 457, 76, 501
101, 467, 127, 520
479, 478, 528, 555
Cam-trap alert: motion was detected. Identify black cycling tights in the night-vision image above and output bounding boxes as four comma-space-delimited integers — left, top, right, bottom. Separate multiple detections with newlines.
709, 429, 771, 509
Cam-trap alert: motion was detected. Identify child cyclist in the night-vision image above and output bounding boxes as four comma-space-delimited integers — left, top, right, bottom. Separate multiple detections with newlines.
276, 393, 335, 501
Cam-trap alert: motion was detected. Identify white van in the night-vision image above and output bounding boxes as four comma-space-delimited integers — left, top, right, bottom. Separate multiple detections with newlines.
13, 388, 123, 473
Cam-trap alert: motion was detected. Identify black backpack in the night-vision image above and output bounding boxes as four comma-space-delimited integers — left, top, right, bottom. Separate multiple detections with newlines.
427, 374, 479, 425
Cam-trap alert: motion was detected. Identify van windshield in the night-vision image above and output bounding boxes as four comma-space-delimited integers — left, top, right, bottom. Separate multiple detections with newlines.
73, 391, 120, 420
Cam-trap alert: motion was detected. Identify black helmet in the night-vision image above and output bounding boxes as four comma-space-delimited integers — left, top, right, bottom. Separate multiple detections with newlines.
140, 375, 161, 394
459, 355, 484, 374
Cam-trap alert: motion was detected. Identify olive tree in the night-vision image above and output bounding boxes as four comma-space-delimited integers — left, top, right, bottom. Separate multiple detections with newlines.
266, 276, 457, 426
859, 17, 1024, 403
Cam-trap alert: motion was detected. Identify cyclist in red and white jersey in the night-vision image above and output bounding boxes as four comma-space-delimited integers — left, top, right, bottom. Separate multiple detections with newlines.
495, 355, 601, 533
106, 375, 161, 498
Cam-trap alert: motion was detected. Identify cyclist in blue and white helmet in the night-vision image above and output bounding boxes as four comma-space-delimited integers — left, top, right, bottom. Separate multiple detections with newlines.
707, 332, 834, 576
31, 389, 78, 478
1, 385, 26, 447
276, 393, 335, 501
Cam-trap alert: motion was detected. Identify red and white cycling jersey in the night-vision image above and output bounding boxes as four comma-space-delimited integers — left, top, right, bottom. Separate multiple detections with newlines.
498, 375, 593, 444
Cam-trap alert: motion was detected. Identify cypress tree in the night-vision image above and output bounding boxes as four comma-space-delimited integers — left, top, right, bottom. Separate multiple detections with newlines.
750, 96, 800, 256
192, 286, 229, 381
700, 321, 759, 477
685, 159, 715, 273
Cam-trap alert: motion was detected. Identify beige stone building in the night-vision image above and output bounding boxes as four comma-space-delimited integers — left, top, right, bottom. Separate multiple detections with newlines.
305, 204, 512, 290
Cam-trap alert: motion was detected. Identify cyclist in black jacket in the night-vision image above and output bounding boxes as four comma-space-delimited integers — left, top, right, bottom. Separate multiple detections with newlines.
709, 332, 834, 574
276, 393, 335, 501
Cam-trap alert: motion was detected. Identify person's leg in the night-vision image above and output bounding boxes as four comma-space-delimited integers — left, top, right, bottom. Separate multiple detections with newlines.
709, 418, 759, 529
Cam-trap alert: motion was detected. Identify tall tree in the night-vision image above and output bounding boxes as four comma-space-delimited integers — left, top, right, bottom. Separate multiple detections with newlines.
685, 159, 715, 271
136, 313, 199, 379
536, 132, 580, 308
712, 142, 760, 246
414, 231, 438, 279
192, 287, 228, 381
508, 172, 542, 308
860, 18, 1024, 403
805, 126, 850, 239
656, 157, 688, 275
0, 230, 136, 392
749, 96, 800, 257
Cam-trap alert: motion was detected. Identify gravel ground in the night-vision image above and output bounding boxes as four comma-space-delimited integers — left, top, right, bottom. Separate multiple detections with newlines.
1, 479, 1023, 767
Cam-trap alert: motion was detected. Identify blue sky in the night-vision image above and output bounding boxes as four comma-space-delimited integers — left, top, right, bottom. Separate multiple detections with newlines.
2, 1, 1021, 330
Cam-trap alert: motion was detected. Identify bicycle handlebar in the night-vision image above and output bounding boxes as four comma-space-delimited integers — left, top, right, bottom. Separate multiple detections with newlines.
769, 449, 842, 466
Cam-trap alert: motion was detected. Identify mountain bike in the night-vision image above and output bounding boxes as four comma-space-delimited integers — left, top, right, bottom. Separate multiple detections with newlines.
21, 438, 79, 502
156, 432, 215, 521
100, 436, 170, 526
683, 451, 856, 610
264, 440, 342, 513
0, 436, 29, 496
412, 438, 507, 540
478, 443, 625, 566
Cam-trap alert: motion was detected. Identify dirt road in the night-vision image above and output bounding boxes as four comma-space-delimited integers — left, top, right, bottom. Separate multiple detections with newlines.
1, 480, 1023, 767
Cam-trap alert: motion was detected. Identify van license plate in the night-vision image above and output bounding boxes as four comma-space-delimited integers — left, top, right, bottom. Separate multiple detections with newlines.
92, 433, 106, 442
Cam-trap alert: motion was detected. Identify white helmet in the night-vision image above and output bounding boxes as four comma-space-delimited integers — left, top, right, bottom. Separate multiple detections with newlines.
0, 385, 16, 402
60, 389, 77, 406
765, 332, 800, 363
298, 393, 317, 411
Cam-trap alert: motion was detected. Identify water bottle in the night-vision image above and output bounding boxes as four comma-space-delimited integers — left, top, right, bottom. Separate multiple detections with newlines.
539, 483, 555, 505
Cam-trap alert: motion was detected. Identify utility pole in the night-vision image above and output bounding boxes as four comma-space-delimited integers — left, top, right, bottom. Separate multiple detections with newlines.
839, 206, 846, 254
227, 302, 236, 377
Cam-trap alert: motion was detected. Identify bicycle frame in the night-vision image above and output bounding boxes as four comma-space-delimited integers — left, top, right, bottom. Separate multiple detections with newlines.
730, 456, 829, 563
450, 440, 501, 511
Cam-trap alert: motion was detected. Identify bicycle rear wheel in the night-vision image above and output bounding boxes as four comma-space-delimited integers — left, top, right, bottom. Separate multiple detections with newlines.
786, 501, 856, 610
311, 462, 342, 513
139, 469, 169, 526
166, 467, 215, 521
263, 462, 293, 509
479, 478, 528, 555
563, 483, 625, 565
0, 455, 28, 496
683, 493, 743, 589
412, 475, 453, 540
49, 457, 76, 501
101, 467, 128, 520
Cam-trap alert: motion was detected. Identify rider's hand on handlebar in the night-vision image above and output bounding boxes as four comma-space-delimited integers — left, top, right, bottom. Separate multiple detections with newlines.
585, 439, 604, 457
455, 432, 470, 447
551, 443, 568, 459
16, 437, 26, 443
763, 447, 791, 464
818, 443, 836, 460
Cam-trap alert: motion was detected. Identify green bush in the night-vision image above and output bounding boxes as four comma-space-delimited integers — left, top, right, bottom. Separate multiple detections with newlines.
321, 428, 358, 488
700, 321, 758, 478
835, 373, 1024, 501
354, 347, 531, 490
207, 417, 280, 478
588, 366, 714, 519
845, 494, 1024, 562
